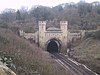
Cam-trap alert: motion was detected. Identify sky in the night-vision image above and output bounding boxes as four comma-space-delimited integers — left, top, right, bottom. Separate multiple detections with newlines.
0, 0, 100, 11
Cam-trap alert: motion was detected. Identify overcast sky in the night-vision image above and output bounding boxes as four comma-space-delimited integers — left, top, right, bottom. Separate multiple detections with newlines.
0, 0, 100, 11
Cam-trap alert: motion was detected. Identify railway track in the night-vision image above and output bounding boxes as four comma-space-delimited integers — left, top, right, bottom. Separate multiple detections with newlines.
53, 53, 98, 75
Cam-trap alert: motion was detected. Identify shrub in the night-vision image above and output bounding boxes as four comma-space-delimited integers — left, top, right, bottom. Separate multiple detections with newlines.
10, 26, 19, 34
85, 30, 100, 40
85, 32, 93, 38
0, 35, 9, 44
93, 30, 100, 39
0, 23, 9, 28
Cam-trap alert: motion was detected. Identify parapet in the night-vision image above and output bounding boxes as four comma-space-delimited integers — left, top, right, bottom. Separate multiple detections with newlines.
39, 21, 46, 25
60, 21, 68, 25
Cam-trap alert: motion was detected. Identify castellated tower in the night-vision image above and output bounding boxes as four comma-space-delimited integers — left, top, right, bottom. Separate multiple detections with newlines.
38, 21, 68, 53
60, 21, 68, 52
38, 21, 46, 48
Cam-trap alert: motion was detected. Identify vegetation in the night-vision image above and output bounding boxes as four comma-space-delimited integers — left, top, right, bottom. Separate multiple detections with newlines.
69, 28, 100, 74
0, 28, 72, 75
93, 30, 100, 39
0, 1, 100, 32
0, 1, 100, 75
84, 29, 100, 39
71, 36, 100, 74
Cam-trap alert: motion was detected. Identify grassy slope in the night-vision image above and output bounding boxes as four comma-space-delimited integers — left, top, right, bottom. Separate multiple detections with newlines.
72, 38, 100, 74
0, 28, 72, 75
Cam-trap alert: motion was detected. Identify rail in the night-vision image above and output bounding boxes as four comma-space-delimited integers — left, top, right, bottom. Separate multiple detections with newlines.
53, 53, 98, 75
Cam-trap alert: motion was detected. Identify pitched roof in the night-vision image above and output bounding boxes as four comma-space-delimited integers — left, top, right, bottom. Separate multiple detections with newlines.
47, 27, 60, 31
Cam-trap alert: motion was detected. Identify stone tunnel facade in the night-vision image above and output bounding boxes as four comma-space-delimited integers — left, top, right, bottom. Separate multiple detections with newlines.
38, 21, 68, 53
19, 21, 85, 53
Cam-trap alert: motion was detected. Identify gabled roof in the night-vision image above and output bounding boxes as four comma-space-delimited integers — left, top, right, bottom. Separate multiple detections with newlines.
47, 27, 61, 31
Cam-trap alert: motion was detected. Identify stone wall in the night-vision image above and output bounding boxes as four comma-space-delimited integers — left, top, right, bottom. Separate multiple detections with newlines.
19, 21, 85, 53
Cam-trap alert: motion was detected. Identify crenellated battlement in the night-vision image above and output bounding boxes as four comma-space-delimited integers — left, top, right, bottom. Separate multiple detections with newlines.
60, 21, 68, 25
39, 21, 46, 25
19, 20, 85, 53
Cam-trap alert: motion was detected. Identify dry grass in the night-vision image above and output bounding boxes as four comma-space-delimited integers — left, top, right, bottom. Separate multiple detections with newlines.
72, 38, 100, 74
0, 28, 72, 75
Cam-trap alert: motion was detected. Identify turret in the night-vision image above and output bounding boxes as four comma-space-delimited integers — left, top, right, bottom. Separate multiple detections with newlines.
60, 21, 68, 52
38, 21, 46, 48
60, 21, 68, 34
39, 21, 46, 32
19, 30, 24, 36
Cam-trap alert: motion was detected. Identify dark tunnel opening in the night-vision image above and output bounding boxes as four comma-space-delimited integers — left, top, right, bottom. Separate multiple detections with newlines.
47, 40, 59, 53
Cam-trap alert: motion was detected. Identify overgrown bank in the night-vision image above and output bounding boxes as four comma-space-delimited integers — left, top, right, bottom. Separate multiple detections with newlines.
71, 33, 100, 74
0, 28, 72, 75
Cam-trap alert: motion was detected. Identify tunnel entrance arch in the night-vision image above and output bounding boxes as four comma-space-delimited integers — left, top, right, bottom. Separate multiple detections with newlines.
46, 38, 61, 53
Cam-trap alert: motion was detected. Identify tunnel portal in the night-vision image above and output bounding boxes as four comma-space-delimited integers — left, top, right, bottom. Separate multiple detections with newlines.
46, 39, 60, 53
